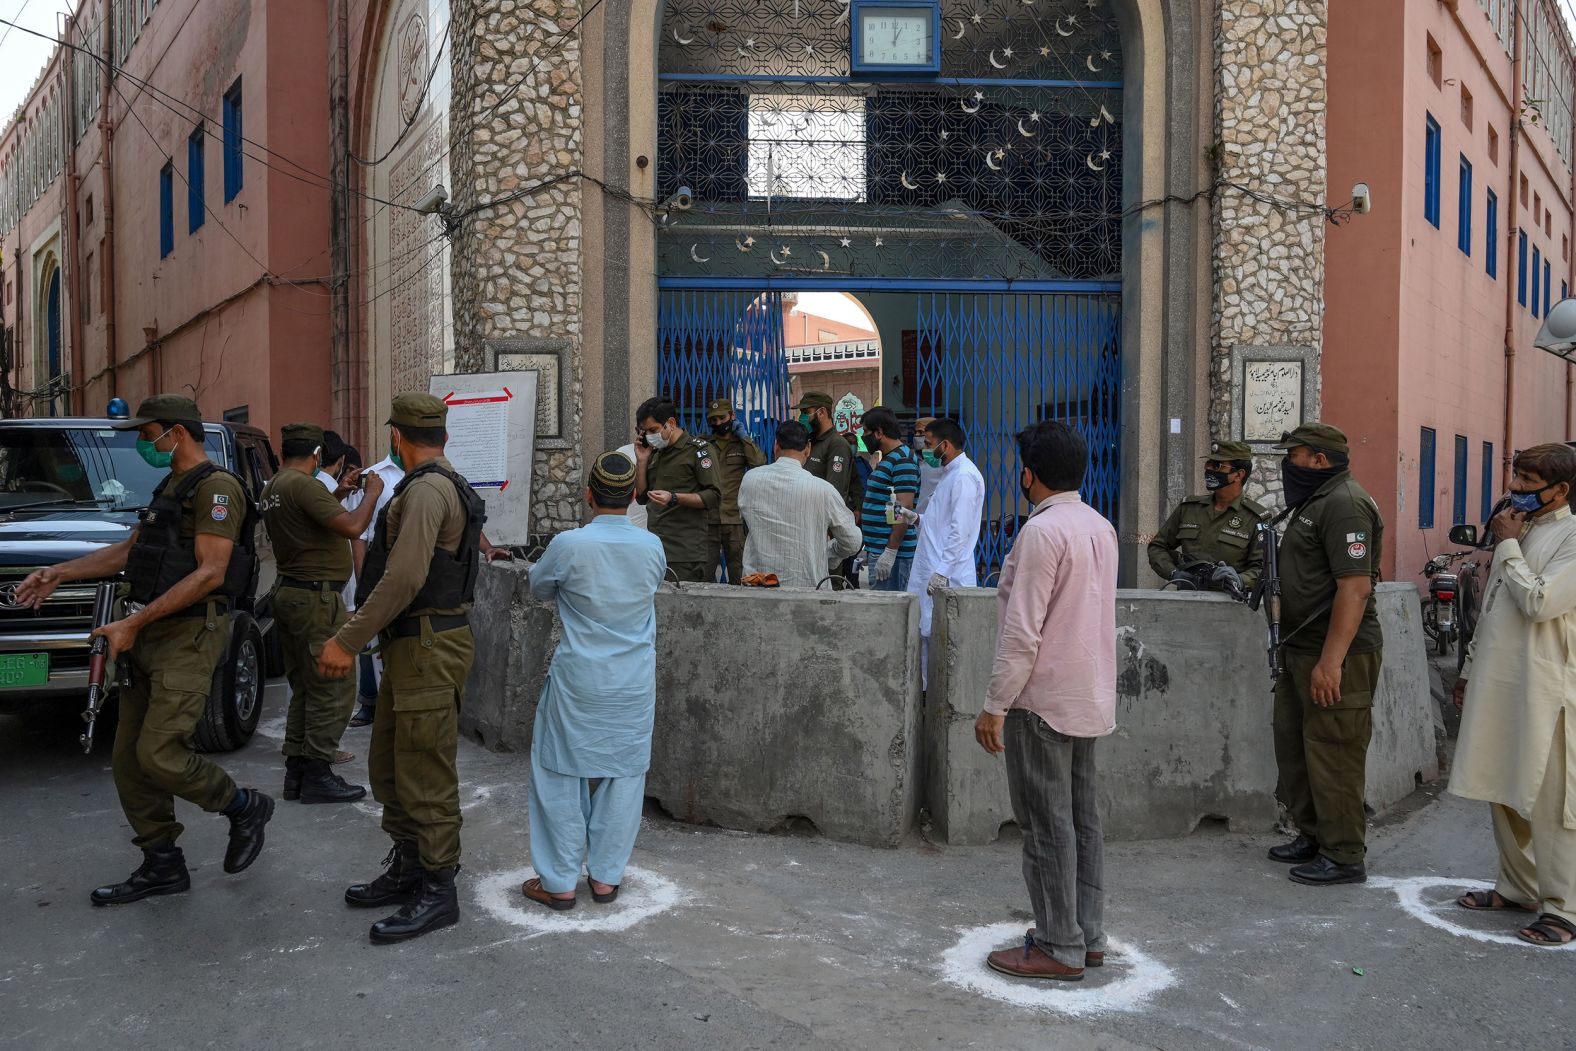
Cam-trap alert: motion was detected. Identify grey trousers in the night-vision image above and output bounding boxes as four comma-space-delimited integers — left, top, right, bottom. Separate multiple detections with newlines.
1004, 709, 1107, 968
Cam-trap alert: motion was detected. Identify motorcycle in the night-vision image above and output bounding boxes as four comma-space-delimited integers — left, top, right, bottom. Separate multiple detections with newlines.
1421, 551, 1463, 657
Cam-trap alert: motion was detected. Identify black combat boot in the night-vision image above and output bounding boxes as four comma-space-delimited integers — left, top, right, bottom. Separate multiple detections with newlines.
222, 788, 276, 874
90, 842, 191, 906
283, 756, 304, 801
1267, 835, 1320, 863
345, 842, 422, 907
299, 758, 368, 804
369, 866, 460, 944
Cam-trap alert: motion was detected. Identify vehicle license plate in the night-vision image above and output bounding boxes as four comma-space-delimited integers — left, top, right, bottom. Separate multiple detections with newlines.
0, 652, 49, 687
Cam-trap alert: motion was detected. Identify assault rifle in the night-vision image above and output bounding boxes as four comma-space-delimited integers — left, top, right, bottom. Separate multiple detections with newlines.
79, 580, 120, 754
1246, 510, 1292, 681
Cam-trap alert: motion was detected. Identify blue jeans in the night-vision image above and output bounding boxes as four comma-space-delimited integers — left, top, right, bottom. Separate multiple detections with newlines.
870, 555, 912, 592
357, 652, 378, 703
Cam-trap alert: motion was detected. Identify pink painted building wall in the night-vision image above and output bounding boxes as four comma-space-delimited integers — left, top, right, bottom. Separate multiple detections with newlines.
1326, 0, 1576, 585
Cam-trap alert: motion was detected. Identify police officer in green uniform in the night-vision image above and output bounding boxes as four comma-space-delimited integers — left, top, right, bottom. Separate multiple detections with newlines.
1266, 422, 1384, 887
18, 394, 274, 905
704, 397, 765, 583
633, 396, 722, 582
1147, 440, 1270, 591
796, 391, 854, 504
317, 393, 485, 944
261, 422, 386, 805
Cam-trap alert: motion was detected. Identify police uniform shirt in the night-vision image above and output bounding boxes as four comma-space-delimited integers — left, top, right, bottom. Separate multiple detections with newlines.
1147, 493, 1270, 587
334, 456, 468, 654
170, 461, 247, 550
806, 429, 854, 502
710, 433, 765, 525
1278, 471, 1385, 654
259, 467, 353, 582
639, 433, 721, 562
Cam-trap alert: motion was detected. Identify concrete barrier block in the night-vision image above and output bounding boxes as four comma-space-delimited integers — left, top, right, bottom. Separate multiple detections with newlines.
1369, 583, 1441, 809
460, 561, 558, 753
646, 585, 923, 847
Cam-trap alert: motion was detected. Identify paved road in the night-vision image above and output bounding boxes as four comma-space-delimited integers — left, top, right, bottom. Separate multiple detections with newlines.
2, 683, 1572, 1051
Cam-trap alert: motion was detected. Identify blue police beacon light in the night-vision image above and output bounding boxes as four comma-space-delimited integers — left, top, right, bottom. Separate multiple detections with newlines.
107, 398, 130, 420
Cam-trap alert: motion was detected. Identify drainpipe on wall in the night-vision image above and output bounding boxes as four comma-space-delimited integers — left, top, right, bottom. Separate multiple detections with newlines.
64, 19, 85, 415
328, 0, 351, 436
1503, 1, 1525, 483
98, 4, 118, 401
1569, 29, 1575, 442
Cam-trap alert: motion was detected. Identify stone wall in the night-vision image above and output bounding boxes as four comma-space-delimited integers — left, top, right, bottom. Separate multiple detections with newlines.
449, 0, 586, 535
1213, 0, 1330, 508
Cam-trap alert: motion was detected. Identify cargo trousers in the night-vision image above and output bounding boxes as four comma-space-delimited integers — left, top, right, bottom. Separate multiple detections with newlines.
368, 619, 475, 870
276, 583, 355, 763
1272, 648, 1383, 866
112, 610, 236, 849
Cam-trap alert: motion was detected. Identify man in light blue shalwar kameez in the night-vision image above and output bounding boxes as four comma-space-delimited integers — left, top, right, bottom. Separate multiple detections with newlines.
522, 451, 667, 910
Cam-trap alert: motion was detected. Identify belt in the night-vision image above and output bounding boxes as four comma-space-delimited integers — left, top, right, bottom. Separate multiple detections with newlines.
279, 577, 347, 594
383, 612, 469, 639
167, 597, 231, 619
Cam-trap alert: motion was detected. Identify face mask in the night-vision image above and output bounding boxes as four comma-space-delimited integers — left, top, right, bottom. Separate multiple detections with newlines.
922, 450, 941, 468
1281, 457, 1343, 507
913, 435, 929, 451
389, 440, 405, 472
137, 427, 175, 469
1509, 483, 1559, 514
798, 412, 814, 431
645, 430, 670, 451
1204, 469, 1232, 491
1020, 471, 1035, 504
711, 421, 732, 435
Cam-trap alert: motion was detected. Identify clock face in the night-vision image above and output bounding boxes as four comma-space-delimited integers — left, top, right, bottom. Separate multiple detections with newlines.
859, 8, 934, 67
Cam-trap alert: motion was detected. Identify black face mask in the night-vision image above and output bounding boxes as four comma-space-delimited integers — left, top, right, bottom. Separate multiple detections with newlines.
711, 421, 732, 435
1281, 457, 1345, 507
1204, 469, 1233, 492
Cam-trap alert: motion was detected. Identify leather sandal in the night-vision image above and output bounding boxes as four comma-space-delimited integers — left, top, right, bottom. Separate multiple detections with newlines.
521, 876, 575, 911
1457, 889, 1534, 912
590, 881, 619, 905
1518, 913, 1576, 947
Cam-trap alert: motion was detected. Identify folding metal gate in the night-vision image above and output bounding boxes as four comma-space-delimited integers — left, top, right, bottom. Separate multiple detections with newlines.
656, 289, 791, 446
915, 292, 1122, 579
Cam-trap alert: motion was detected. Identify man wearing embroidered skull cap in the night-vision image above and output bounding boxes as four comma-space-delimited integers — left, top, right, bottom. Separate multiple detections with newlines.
1266, 422, 1385, 887
520, 451, 667, 910
17, 394, 274, 905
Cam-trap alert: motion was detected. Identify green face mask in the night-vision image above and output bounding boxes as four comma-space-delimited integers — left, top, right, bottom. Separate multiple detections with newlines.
922, 450, 941, 468
137, 427, 175, 469
798, 412, 814, 431
389, 440, 404, 472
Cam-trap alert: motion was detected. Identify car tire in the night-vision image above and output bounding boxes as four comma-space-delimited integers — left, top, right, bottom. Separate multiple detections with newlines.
193, 614, 265, 753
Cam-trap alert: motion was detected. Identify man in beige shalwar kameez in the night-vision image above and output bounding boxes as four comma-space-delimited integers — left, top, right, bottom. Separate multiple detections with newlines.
1450, 443, 1576, 947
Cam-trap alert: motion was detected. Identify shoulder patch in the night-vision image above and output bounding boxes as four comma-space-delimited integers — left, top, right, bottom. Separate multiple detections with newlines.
831, 455, 846, 474
214, 494, 229, 505
211, 504, 229, 522
1347, 541, 1367, 559
700, 456, 713, 469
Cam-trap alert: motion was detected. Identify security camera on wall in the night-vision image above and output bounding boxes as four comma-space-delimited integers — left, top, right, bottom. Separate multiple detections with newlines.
1351, 182, 1372, 215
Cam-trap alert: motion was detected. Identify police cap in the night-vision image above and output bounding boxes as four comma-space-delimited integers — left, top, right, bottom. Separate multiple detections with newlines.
795, 391, 834, 412
281, 422, 326, 446
1206, 440, 1255, 461
387, 393, 449, 429
706, 398, 734, 420
111, 393, 203, 430
1274, 422, 1349, 456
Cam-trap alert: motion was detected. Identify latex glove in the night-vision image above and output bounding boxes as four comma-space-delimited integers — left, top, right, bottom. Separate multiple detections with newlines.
927, 572, 949, 596
870, 548, 897, 583
730, 418, 750, 439
1210, 562, 1244, 598
895, 506, 921, 526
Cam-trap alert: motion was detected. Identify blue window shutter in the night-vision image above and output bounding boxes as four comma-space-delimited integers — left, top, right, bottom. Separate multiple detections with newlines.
1457, 157, 1472, 254
1453, 435, 1468, 525
1519, 231, 1528, 304
1420, 427, 1436, 530
1486, 191, 1498, 276
223, 81, 243, 202
1544, 259, 1552, 315
1424, 115, 1441, 228
1481, 441, 1494, 523
187, 128, 205, 234
1533, 247, 1542, 318
159, 163, 174, 258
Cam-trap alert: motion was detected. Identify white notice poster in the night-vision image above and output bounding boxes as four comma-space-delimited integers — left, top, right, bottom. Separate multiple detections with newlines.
428, 371, 538, 545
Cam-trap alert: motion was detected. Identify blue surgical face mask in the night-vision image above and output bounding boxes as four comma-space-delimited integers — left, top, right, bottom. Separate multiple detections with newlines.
137, 427, 175, 469
1509, 483, 1558, 514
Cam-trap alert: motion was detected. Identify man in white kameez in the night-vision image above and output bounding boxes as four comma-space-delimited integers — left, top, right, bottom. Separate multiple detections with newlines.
1451, 442, 1576, 947
521, 452, 666, 911
901, 418, 985, 685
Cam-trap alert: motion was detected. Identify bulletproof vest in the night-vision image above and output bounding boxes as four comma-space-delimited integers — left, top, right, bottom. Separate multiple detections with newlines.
126, 462, 258, 612
356, 460, 486, 614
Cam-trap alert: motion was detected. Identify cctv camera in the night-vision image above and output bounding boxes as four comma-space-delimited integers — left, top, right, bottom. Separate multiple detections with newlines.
671, 186, 694, 211
413, 185, 450, 215
1351, 182, 1372, 215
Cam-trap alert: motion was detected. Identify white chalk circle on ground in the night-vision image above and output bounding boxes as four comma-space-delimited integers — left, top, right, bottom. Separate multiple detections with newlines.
1370, 876, 1576, 951
474, 864, 685, 935
939, 922, 1178, 1016
352, 782, 498, 819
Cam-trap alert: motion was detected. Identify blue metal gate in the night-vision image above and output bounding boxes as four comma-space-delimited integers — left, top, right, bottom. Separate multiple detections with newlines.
915, 292, 1122, 578
656, 289, 791, 445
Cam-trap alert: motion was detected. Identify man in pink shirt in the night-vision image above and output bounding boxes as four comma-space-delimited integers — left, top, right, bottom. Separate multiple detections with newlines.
975, 420, 1118, 982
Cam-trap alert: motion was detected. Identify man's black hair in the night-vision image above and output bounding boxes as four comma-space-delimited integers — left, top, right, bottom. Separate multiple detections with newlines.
775, 419, 810, 452
862, 406, 902, 441
343, 445, 364, 470
160, 420, 206, 445
636, 397, 679, 428
1229, 459, 1253, 480
322, 429, 347, 465
280, 438, 320, 459
927, 417, 966, 451
1016, 420, 1087, 492
393, 422, 446, 447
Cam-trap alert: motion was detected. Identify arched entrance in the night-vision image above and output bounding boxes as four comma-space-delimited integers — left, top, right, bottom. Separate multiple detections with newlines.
653, 0, 1126, 574
363, 0, 454, 441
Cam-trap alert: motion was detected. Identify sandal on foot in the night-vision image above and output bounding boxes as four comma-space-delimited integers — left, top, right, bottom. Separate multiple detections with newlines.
590, 881, 619, 905
1457, 889, 1535, 911
1518, 913, 1576, 947
521, 877, 575, 911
